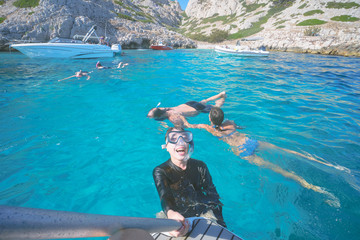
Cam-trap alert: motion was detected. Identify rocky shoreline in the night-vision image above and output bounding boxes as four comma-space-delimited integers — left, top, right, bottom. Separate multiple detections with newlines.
197, 44, 360, 57
1, 0, 359, 57
196, 27, 360, 57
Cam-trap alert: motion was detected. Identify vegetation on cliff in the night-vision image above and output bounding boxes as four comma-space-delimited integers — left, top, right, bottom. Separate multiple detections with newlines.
13, 0, 39, 8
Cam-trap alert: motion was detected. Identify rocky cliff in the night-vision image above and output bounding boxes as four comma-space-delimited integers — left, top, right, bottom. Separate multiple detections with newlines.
1, 0, 359, 56
0, 0, 196, 50
182, 0, 360, 56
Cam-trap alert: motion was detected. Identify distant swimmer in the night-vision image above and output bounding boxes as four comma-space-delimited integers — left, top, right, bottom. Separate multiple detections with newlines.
96, 61, 129, 69
147, 91, 227, 128
58, 70, 92, 81
96, 61, 111, 69
183, 107, 341, 207
117, 62, 129, 68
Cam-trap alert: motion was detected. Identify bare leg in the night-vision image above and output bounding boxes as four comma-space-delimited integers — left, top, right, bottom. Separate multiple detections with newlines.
259, 141, 350, 172
200, 91, 226, 107
245, 154, 340, 207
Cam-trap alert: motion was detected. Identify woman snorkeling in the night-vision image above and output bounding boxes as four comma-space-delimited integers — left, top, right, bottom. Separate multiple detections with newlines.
183, 107, 342, 206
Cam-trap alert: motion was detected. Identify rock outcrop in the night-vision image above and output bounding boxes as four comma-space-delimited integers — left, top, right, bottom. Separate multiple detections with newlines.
1, 0, 359, 56
182, 0, 360, 56
0, 0, 196, 50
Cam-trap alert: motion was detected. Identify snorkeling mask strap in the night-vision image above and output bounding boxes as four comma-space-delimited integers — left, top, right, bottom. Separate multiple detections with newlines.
184, 140, 194, 161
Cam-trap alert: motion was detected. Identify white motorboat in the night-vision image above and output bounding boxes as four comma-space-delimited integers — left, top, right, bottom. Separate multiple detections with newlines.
215, 45, 269, 56
10, 26, 121, 59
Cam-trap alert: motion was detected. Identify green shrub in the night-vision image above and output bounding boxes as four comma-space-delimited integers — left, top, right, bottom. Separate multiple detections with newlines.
271, 0, 295, 8
304, 26, 321, 36
255, 10, 265, 15
331, 15, 359, 22
208, 29, 229, 43
140, 19, 154, 23
274, 19, 286, 25
223, 13, 238, 24
202, 15, 228, 24
326, 2, 360, 9
115, 1, 125, 7
304, 10, 324, 16
243, 3, 265, 12
229, 2, 289, 40
0, 16, 6, 24
13, 0, 39, 8
298, 3, 307, 9
0, 0, 5, 5
117, 13, 135, 21
187, 33, 207, 42
297, 19, 327, 26
276, 25, 285, 29
187, 29, 229, 43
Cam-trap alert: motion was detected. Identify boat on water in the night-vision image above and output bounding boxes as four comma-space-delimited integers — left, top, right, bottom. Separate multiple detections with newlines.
150, 41, 173, 50
10, 25, 121, 59
215, 45, 269, 56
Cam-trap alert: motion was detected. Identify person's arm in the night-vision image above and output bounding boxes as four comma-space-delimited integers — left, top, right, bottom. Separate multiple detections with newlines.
166, 210, 190, 237
199, 163, 221, 203
153, 167, 189, 237
181, 115, 215, 132
153, 167, 177, 214
198, 162, 226, 226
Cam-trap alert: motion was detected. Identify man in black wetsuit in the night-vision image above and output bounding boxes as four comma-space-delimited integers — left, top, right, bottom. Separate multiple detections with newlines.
153, 127, 226, 237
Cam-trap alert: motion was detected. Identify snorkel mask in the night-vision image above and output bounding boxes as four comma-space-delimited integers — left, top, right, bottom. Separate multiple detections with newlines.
162, 130, 194, 161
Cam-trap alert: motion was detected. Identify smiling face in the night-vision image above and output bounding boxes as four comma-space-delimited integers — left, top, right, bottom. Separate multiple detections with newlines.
165, 130, 192, 167
166, 137, 189, 161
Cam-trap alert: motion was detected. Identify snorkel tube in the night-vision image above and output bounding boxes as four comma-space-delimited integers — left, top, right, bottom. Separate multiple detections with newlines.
185, 139, 194, 161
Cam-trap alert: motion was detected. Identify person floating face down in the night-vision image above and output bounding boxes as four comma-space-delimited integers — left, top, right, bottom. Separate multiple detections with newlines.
96, 61, 129, 69
183, 107, 344, 198
147, 91, 227, 127
153, 127, 226, 237
58, 70, 91, 82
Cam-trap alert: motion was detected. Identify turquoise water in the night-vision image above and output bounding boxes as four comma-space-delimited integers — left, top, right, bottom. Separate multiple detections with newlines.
1, 50, 360, 239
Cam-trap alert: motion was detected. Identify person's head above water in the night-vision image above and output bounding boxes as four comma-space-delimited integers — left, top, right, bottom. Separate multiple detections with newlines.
147, 103, 169, 120
163, 127, 194, 163
210, 107, 224, 127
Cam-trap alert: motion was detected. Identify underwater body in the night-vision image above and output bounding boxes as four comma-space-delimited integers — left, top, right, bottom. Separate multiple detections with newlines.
0, 50, 359, 239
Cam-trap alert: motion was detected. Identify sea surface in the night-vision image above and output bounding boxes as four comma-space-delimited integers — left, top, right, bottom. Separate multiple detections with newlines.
0, 50, 360, 240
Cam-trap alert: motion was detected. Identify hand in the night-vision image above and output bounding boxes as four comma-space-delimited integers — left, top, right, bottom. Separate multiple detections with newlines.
167, 210, 190, 237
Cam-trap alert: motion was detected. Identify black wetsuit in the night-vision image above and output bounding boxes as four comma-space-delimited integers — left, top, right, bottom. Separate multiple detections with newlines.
153, 158, 226, 227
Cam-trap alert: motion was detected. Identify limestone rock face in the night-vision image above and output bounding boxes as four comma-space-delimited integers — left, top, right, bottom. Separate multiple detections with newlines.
182, 0, 360, 56
186, 0, 243, 18
0, 0, 196, 50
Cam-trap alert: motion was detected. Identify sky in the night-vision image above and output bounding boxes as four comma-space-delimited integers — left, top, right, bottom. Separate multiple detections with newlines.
177, 0, 189, 10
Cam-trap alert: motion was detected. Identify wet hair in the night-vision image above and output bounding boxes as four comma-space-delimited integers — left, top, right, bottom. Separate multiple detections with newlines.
151, 108, 168, 120
210, 107, 224, 128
